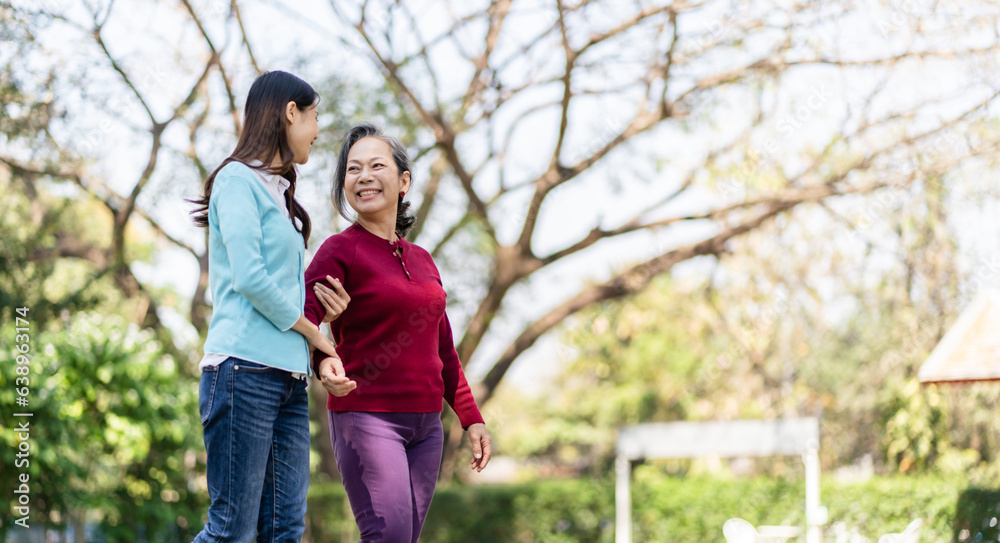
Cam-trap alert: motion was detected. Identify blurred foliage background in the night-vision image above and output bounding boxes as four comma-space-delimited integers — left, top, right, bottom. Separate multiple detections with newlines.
3, 0, 1000, 541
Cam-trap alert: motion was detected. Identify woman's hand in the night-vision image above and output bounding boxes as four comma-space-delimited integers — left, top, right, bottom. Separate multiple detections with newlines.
291, 315, 339, 359
466, 423, 492, 472
318, 356, 357, 396
314, 275, 350, 323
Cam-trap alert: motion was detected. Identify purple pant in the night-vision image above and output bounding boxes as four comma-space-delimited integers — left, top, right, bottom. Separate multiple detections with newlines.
328, 411, 444, 543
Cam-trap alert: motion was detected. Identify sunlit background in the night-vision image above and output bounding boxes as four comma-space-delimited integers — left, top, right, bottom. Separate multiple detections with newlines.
2, 0, 1000, 541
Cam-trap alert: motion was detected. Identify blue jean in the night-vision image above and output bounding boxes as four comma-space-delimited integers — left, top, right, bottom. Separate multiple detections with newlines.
193, 357, 310, 543
329, 411, 444, 543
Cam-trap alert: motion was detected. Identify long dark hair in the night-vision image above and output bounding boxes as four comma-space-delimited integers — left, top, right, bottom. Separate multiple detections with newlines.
189, 70, 318, 246
332, 122, 416, 238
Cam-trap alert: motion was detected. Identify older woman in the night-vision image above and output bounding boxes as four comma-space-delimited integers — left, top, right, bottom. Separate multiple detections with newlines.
304, 122, 491, 542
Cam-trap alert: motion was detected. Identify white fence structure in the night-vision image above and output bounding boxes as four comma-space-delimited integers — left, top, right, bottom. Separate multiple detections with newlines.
615, 417, 826, 543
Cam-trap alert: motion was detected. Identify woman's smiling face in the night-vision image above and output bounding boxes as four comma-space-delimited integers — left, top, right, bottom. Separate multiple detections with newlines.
344, 136, 411, 217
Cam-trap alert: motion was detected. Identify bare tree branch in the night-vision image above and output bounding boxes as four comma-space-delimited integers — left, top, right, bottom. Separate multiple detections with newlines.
430, 209, 476, 260
233, 0, 262, 75
92, 26, 157, 124
28, 232, 108, 267
479, 182, 878, 403
331, 1, 497, 242
455, 0, 512, 123
180, 0, 241, 134
408, 153, 447, 242
478, 131, 999, 404
395, 2, 444, 113
549, 0, 575, 173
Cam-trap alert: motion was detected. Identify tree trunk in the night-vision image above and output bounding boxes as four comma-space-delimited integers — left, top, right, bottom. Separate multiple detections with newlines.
71, 513, 85, 543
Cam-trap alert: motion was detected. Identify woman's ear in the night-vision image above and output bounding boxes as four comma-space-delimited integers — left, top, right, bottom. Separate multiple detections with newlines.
285, 101, 297, 124
400, 170, 411, 194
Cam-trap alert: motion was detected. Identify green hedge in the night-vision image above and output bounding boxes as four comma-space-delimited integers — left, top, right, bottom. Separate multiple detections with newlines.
954, 488, 1000, 543
306, 473, 978, 542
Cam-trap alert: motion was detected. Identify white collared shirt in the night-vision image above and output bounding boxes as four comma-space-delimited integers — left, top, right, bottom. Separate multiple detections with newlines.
246, 160, 291, 218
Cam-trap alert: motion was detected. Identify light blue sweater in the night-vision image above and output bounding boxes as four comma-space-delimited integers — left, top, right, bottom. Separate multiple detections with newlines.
201, 161, 310, 374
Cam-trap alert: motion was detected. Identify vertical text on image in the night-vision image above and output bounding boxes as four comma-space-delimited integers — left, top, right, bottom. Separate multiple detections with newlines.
12, 306, 33, 528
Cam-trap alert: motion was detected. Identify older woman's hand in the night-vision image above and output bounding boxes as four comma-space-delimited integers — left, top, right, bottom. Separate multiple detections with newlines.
466, 423, 492, 472
314, 275, 350, 323
318, 356, 356, 397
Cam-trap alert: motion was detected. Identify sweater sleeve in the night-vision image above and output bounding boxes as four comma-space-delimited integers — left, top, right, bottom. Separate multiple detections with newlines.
439, 313, 485, 429
304, 234, 356, 374
213, 173, 300, 332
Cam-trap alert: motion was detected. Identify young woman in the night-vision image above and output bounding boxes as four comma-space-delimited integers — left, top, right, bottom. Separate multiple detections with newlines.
304, 122, 492, 542
189, 70, 341, 542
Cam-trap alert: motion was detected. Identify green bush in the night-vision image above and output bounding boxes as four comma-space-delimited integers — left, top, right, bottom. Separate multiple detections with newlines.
822, 475, 959, 542
0, 312, 207, 541
954, 488, 1000, 543
306, 483, 357, 543
306, 473, 975, 542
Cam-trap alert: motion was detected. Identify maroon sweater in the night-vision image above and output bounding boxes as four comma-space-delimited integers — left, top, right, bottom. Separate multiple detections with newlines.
304, 222, 484, 428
